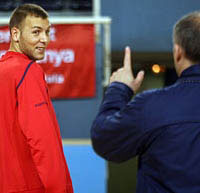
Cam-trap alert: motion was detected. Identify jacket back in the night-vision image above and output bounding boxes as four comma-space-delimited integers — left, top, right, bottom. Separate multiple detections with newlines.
91, 64, 200, 193
0, 52, 73, 193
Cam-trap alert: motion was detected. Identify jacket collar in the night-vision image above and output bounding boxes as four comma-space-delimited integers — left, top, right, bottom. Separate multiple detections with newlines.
1, 51, 32, 62
179, 64, 200, 80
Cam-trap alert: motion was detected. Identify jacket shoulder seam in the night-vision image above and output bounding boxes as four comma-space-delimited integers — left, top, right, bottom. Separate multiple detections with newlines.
16, 60, 35, 90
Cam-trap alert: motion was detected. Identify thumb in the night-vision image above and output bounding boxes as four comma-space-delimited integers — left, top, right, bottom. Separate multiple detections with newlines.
133, 71, 145, 92
135, 70, 144, 83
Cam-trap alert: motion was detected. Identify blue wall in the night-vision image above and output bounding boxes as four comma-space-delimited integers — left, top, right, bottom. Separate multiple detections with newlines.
101, 0, 200, 51
52, 1, 200, 138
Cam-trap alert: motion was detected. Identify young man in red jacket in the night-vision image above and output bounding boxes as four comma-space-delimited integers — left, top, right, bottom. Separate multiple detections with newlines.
0, 4, 73, 193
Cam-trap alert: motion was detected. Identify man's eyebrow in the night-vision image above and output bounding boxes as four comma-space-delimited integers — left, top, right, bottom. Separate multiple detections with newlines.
32, 26, 42, 29
32, 25, 51, 30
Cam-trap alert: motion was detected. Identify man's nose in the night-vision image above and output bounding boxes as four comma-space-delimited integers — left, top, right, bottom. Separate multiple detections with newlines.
40, 32, 49, 43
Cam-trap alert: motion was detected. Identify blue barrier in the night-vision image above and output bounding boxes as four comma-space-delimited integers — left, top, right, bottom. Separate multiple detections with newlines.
63, 144, 106, 193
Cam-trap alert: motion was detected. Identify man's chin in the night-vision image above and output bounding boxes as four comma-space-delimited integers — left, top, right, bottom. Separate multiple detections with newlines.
36, 56, 45, 60
31, 54, 45, 61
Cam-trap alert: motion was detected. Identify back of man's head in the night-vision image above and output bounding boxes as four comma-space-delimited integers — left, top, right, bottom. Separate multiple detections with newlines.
9, 3, 48, 31
173, 11, 200, 63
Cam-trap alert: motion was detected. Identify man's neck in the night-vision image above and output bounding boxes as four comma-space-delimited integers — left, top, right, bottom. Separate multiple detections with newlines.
9, 41, 22, 53
176, 58, 195, 77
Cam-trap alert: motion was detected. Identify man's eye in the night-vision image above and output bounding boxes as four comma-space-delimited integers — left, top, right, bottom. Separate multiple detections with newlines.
33, 30, 40, 35
46, 30, 50, 35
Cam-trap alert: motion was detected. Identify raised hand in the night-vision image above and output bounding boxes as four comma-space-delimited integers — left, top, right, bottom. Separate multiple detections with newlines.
110, 46, 144, 93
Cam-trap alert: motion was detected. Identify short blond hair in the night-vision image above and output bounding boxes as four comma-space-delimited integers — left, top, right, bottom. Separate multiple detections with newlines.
9, 3, 48, 30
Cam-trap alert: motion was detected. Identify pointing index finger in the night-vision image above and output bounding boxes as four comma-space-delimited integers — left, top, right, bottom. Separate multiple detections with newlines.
123, 46, 132, 70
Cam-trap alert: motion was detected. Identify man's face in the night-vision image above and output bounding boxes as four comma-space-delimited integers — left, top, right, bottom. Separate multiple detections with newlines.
18, 15, 50, 60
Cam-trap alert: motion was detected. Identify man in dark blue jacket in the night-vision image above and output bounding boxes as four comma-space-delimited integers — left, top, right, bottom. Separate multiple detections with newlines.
91, 12, 200, 193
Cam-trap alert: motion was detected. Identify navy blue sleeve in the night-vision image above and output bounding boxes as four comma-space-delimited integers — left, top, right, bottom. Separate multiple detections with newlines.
91, 82, 153, 163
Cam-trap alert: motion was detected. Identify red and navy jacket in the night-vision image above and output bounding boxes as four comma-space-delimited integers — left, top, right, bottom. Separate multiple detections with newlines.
0, 51, 73, 193
91, 64, 200, 193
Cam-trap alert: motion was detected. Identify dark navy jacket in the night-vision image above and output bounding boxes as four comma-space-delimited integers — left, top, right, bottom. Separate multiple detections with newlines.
91, 64, 200, 193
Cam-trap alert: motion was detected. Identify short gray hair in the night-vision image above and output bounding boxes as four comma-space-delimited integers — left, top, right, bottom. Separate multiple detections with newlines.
173, 11, 200, 63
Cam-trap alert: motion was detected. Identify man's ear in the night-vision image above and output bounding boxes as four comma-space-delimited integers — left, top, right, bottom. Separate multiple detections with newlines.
10, 27, 20, 42
173, 43, 183, 65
